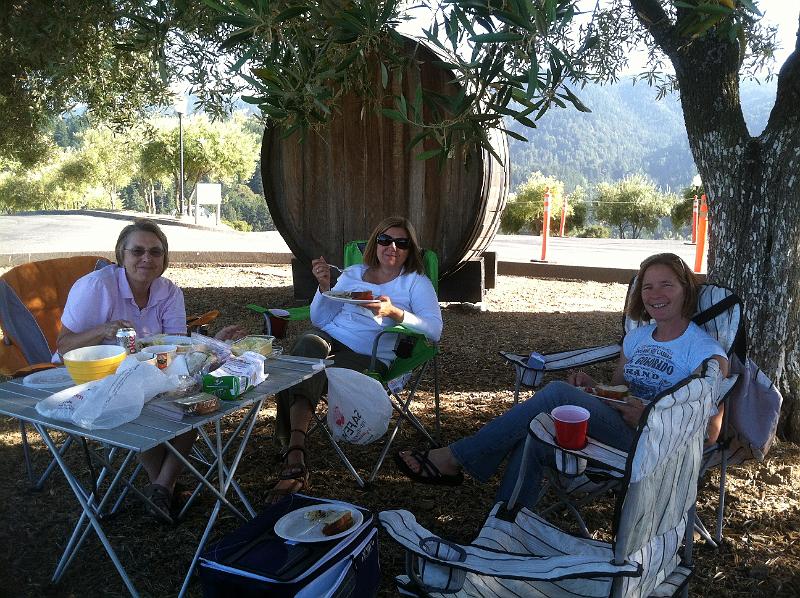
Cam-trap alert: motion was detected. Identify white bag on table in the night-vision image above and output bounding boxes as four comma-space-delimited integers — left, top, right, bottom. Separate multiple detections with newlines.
36, 357, 177, 430
326, 367, 392, 445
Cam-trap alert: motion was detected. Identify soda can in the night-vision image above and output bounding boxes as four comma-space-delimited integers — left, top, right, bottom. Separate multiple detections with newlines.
202, 374, 242, 400
116, 328, 137, 354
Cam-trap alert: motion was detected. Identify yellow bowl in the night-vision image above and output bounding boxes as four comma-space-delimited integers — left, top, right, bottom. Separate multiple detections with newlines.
63, 345, 127, 384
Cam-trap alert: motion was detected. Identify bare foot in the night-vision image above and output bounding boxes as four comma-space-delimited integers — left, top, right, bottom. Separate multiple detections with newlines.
399, 447, 461, 478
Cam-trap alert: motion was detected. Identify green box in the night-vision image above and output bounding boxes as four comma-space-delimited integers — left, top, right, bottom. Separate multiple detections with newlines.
202, 374, 241, 400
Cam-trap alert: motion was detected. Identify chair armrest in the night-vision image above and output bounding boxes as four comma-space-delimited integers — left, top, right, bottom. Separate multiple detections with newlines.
369, 326, 436, 374
500, 344, 621, 374
11, 362, 58, 379
379, 510, 641, 585
245, 304, 311, 321
529, 412, 628, 474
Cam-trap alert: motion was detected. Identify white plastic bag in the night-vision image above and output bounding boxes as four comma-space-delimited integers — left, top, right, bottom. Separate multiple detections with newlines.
326, 367, 392, 445
36, 356, 177, 430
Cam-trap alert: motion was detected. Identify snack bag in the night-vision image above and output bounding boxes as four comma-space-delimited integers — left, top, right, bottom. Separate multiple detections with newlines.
203, 351, 267, 399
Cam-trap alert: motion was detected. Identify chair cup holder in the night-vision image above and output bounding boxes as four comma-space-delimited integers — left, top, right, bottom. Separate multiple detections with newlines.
554, 447, 587, 476
407, 537, 467, 594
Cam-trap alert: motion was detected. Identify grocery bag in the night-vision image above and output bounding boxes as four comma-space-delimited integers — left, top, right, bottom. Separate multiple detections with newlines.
36, 357, 177, 429
326, 367, 392, 445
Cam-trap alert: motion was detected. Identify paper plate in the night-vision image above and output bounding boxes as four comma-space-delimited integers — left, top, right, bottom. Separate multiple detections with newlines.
322, 292, 376, 305
22, 368, 75, 389
274, 504, 363, 543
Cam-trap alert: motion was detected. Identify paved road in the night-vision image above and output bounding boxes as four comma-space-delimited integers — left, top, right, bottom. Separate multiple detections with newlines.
0, 211, 706, 272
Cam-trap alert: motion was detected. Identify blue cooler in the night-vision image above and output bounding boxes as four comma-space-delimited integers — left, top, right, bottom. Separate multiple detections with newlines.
198, 494, 379, 597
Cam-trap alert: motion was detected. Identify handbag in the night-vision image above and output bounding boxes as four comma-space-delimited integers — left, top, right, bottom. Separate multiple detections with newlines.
726, 353, 783, 462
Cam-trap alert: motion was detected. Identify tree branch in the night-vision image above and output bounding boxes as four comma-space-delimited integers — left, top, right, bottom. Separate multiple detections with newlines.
628, 0, 679, 58
766, 11, 800, 134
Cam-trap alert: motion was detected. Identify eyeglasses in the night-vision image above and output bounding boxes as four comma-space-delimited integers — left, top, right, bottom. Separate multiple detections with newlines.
376, 233, 410, 250
124, 247, 165, 258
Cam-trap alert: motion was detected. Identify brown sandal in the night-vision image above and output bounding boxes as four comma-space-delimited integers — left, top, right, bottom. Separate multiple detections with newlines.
265, 441, 310, 505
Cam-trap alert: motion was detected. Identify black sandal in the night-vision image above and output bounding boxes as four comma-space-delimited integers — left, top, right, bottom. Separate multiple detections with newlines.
266, 431, 310, 505
394, 450, 464, 487
142, 483, 175, 524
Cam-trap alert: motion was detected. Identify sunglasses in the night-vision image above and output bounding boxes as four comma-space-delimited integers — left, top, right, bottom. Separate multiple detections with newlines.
125, 247, 165, 258
376, 233, 411, 250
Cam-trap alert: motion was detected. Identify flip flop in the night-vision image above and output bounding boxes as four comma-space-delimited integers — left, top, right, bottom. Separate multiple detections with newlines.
394, 450, 464, 487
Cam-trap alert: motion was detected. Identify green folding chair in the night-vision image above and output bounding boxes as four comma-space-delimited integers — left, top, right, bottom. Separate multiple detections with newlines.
247, 240, 441, 487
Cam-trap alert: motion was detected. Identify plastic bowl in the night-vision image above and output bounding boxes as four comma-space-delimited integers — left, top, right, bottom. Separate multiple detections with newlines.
63, 345, 127, 384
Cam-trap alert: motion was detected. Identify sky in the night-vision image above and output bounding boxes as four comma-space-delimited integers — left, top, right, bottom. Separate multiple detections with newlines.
397, 0, 798, 74
760, 0, 798, 67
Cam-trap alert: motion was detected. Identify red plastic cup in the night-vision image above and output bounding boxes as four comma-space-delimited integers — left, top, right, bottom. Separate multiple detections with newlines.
268, 309, 289, 338
551, 405, 590, 450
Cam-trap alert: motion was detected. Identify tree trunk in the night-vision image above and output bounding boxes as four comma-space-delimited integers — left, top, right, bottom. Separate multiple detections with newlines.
632, 2, 800, 440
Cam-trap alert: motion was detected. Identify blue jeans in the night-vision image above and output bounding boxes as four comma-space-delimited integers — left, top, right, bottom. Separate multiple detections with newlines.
449, 381, 636, 509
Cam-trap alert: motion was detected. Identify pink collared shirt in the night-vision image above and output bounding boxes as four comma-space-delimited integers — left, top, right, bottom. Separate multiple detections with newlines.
61, 265, 187, 342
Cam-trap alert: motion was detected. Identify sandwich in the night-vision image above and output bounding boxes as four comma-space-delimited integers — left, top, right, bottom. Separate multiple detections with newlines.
322, 511, 354, 536
591, 384, 629, 400
351, 291, 374, 300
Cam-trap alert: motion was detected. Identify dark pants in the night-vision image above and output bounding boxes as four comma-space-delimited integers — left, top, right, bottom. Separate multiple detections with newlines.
274, 328, 388, 446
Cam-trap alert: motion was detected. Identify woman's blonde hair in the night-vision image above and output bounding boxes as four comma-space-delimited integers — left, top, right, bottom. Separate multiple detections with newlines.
626, 253, 699, 321
115, 219, 170, 274
362, 216, 425, 275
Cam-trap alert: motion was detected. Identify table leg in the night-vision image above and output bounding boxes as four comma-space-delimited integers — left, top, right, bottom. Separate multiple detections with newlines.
184, 427, 254, 518
172, 399, 264, 597
35, 425, 140, 597
55, 448, 136, 581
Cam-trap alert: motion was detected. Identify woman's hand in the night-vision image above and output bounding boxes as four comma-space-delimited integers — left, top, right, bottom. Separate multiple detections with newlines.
607, 397, 645, 428
365, 296, 404, 322
101, 320, 135, 341
214, 325, 248, 342
311, 256, 332, 292
566, 371, 595, 388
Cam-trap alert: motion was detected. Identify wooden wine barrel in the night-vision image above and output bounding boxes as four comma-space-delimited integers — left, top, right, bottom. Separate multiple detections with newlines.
261, 38, 509, 279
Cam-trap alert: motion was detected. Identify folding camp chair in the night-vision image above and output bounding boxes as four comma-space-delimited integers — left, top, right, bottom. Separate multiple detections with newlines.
247, 240, 441, 488
0, 256, 219, 488
499, 280, 749, 545
380, 359, 722, 598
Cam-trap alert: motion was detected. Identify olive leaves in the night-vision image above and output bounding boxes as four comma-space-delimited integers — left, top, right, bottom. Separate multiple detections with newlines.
200, 0, 592, 164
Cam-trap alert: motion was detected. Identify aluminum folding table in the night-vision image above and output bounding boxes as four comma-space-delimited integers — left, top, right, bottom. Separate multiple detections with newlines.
0, 356, 326, 597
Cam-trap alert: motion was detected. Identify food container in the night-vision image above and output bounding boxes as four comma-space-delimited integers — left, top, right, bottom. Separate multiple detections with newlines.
175, 392, 220, 415
62, 345, 127, 384
230, 335, 275, 357
143, 344, 178, 370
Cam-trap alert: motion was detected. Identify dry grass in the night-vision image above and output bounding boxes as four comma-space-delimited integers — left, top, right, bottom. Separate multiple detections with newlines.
0, 265, 798, 597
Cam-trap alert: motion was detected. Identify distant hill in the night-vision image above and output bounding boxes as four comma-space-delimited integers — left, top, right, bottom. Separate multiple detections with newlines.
504, 79, 778, 192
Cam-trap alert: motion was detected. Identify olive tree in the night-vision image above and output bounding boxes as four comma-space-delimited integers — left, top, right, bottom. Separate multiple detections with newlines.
501, 172, 566, 234
595, 175, 674, 239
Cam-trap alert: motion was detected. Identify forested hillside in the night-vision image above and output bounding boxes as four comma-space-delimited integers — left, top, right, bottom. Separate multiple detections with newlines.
506, 79, 776, 192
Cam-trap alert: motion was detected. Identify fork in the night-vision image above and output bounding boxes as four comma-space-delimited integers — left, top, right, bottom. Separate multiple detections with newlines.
328, 264, 344, 273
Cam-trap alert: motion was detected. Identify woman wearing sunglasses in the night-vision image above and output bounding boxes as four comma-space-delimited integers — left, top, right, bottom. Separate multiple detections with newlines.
57, 218, 244, 523
268, 216, 443, 503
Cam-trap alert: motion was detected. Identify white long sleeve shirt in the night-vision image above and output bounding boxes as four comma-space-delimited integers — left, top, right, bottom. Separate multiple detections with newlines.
310, 264, 443, 366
